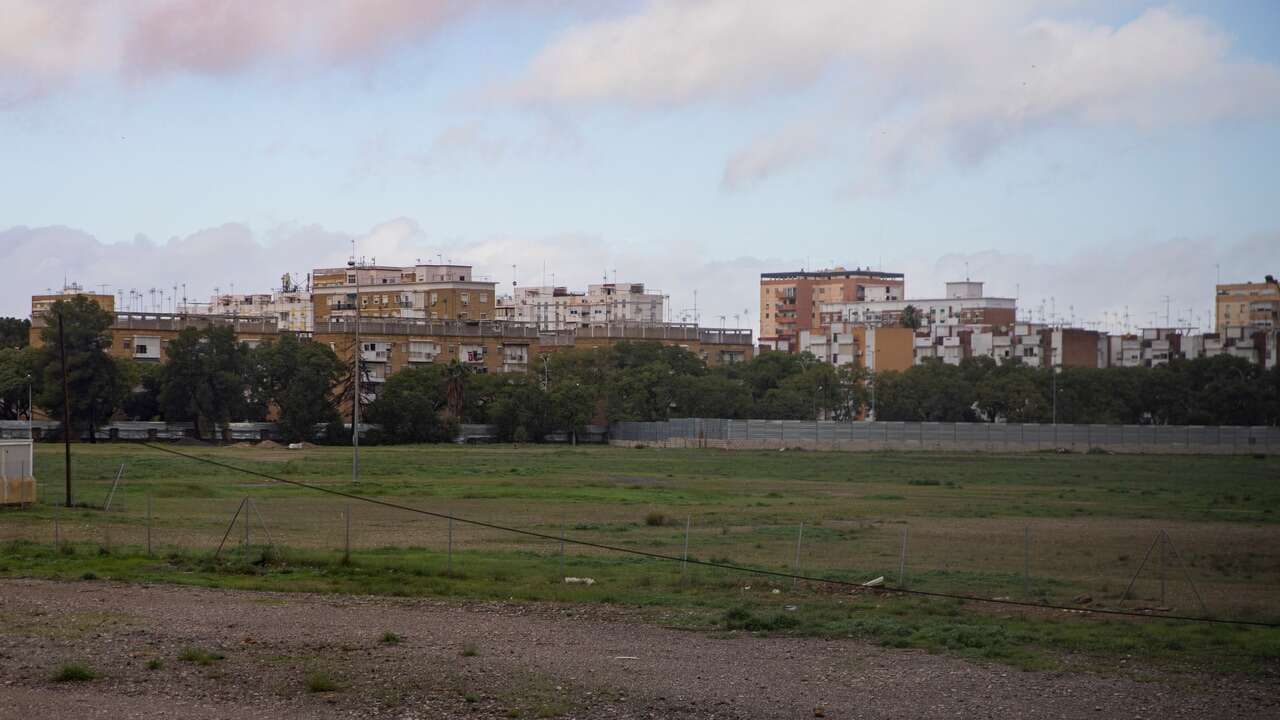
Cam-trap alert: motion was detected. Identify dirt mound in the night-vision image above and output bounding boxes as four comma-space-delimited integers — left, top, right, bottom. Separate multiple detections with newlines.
255, 439, 282, 449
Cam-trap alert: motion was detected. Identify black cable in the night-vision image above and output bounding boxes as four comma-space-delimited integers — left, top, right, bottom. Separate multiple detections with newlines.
139, 442, 1278, 629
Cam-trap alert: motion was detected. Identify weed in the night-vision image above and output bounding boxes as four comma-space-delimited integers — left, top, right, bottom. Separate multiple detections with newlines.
460, 643, 479, 657
178, 647, 224, 666
52, 663, 96, 682
304, 670, 338, 693
80, 571, 97, 580
644, 511, 668, 527
146, 658, 163, 671
380, 631, 402, 645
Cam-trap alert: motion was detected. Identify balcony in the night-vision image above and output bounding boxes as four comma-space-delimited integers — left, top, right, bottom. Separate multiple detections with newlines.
407, 352, 437, 363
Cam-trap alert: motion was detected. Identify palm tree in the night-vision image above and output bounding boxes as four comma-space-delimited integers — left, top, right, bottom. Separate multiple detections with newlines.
445, 361, 469, 418
899, 304, 922, 330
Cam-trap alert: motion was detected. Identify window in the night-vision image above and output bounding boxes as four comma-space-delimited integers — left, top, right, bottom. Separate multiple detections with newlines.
479, 293, 488, 303
461, 292, 470, 306
135, 344, 148, 355
430, 292, 438, 306
122, 338, 132, 349
347, 274, 356, 284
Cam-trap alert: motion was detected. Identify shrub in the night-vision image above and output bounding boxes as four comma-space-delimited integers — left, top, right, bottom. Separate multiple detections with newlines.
380, 631, 401, 645
644, 511, 668, 527
178, 647, 224, 666
304, 671, 338, 692
53, 663, 96, 682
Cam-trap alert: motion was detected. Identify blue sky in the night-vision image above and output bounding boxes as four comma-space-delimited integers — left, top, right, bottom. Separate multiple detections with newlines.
2, 0, 1278, 332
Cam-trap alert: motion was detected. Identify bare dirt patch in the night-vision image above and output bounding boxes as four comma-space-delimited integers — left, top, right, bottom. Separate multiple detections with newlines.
0, 579, 1276, 719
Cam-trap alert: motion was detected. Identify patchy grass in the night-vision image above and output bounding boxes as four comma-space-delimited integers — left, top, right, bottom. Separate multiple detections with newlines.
52, 663, 96, 682
304, 670, 339, 693
3, 444, 1279, 674
178, 647, 224, 666
379, 631, 402, 645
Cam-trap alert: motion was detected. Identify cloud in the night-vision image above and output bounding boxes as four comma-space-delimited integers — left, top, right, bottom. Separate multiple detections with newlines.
0, 0, 471, 107
509, 1, 1280, 189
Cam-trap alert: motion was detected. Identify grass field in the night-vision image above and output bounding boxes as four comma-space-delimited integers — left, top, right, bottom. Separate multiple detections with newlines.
2, 443, 1278, 673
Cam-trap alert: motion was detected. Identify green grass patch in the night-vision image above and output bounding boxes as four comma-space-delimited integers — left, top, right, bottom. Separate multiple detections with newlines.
52, 663, 96, 682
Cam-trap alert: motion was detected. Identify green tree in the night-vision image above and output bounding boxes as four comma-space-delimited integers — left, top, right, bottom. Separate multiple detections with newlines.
121, 361, 164, 421
0, 347, 39, 420
246, 334, 344, 442
365, 365, 453, 443
0, 317, 31, 349
899, 305, 922, 330
549, 381, 596, 443
36, 296, 129, 439
159, 326, 249, 439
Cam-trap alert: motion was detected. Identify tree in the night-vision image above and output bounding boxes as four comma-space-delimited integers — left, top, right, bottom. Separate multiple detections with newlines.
0, 317, 31, 349
365, 365, 454, 443
247, 334, 345, 442
0, 347, 39, 420
36, 296, 129, 439
899, 305, 922, 330
159, 326, 249, 439
550, 381, 595, 443
121, 361, 163, 421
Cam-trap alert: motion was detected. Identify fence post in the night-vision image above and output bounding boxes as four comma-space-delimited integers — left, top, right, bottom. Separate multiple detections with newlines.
53, 511, 60, 551
146, 494, 153, 556
898, 528, 908, 588
343, 504, 351, 564
1023, 525, 1030, 599
792, 522, 804, 588
447, 516, 453, 575
559, 514, 566, 582
681, 515, 691, 580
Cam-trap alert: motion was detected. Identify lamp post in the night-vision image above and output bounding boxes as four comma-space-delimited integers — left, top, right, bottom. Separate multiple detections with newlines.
25, 373, 32, 439
348, 256, 361, 486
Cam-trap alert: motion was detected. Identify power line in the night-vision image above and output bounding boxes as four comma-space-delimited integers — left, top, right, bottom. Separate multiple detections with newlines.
138, 442, 1275, 629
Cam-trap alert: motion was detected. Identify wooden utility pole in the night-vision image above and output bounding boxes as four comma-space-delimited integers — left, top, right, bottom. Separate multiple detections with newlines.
57, 308, 72, 508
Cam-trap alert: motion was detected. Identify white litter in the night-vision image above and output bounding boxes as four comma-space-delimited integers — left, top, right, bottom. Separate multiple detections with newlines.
287, 442, 304, 449
563, 577, 596, 585
861, 576, 885, 588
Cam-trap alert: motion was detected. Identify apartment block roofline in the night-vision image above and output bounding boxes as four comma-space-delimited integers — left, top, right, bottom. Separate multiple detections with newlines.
761, 268, 904, 280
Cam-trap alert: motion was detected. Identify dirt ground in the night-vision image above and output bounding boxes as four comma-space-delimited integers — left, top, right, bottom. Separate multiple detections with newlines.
0, 579, 1276, 719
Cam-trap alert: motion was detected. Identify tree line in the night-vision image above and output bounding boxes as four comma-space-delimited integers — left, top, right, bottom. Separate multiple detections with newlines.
1, 298, 1277, 445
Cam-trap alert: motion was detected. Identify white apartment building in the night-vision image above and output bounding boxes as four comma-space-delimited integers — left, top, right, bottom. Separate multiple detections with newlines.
820, 281, 1016, 328
497, 282, 666, 331
187, 290, 314, 332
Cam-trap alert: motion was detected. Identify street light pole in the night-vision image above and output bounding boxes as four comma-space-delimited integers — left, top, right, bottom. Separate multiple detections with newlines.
349, 255, 361, 486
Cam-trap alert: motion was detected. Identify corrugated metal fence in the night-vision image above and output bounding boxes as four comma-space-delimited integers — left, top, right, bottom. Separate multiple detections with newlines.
610, 418, 1279, 454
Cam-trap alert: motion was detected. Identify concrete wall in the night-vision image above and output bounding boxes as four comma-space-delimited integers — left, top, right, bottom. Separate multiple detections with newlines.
610, 418, 1279, 455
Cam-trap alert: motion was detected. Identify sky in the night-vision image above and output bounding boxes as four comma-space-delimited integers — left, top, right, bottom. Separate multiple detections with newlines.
2, 0, 1279, 333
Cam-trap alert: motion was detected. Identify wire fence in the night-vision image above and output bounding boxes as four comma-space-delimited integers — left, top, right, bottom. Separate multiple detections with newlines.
611, 419, 1280, 454
2, 444, 1275, 628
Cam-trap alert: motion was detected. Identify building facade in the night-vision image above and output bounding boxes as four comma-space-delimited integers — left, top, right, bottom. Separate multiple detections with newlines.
820, 281, 1016, 328
1215, 278, 1280, 333
496, 282, 666, 331
759, 267, 905, 352
311, 262, 498, 324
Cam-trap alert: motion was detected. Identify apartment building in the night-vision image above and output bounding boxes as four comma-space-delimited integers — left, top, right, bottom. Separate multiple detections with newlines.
820, 281, 1016, 328
798, 323, 914, 372
184, 289, 314, 332
759, 267, 905, 352
29, 310, 279, 363
311, 262, 497, 323
496, 283, 666, 331
317, 319, 754, 412
1215, 278, 1280, 333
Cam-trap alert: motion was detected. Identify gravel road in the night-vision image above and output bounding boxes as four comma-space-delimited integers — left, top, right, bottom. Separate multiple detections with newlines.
0, 579, 1275, 719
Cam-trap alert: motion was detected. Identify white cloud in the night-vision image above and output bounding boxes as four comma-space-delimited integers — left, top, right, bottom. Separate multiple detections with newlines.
0, 0, 470, 107
510, 1, 1280, 189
